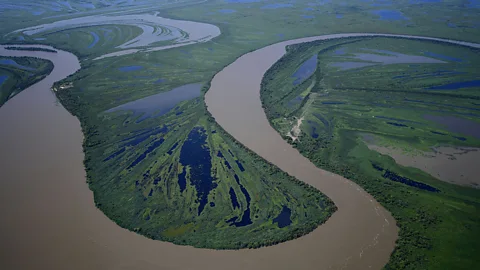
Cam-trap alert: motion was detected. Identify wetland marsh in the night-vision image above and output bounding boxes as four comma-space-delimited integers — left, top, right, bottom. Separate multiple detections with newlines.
261, 36, 480, 269
1, 0, 480, 269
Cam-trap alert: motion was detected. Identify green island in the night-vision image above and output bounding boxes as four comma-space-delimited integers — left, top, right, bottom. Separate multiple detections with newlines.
0, 0, 479, 268
261, 37, 480, 269
0, 56, 53, 106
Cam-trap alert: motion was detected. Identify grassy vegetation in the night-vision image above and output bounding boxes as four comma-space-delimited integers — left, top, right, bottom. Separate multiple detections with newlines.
261, 37, 480, 269
0, 56, 53, 106
32, 24, 144, 59
1, 0, 479, 258
56, 74, 335, 248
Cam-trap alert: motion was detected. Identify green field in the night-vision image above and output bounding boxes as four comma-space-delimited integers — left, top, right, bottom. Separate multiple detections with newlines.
261, 37, 480, 269
1, 0, 479, 267
0, 56, 53, 106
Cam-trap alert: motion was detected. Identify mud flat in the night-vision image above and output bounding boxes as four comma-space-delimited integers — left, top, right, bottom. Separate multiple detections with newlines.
368, 144, 480, 188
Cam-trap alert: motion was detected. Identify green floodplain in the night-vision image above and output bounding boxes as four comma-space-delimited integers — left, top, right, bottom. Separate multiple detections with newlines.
261, 37, 480, 269
0, 0, 479, 268
0, 56, 53, 106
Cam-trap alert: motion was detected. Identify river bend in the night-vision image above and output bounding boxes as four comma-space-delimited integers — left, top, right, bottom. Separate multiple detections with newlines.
1, 34, 479, 270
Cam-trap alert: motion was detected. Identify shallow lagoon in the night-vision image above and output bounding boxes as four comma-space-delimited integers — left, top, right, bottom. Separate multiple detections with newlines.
292, 54, 317, 85
424, 114, 480, 139
106, 83, 202, 122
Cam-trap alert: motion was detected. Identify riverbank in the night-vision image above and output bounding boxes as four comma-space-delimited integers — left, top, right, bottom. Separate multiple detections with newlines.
258, 35, 480, 269
1, 32, 479, 270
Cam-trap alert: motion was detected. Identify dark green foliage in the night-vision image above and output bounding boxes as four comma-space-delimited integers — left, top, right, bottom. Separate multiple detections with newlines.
55, 67, 335, 249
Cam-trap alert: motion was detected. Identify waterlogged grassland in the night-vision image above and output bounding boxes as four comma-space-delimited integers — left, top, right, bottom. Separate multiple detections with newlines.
3, 0, 479, 260
34, 24, 144, 58
0, 0, 207, 43
0, 56, 53, 106
261, 37, 480, 269
2, 0, 480, 45
166, 0, 480, 43
51, 33, 337, 247
57, 78, 334, 248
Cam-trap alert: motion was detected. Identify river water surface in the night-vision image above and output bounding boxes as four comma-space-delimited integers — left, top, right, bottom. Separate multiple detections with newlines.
1, 34, 479, 270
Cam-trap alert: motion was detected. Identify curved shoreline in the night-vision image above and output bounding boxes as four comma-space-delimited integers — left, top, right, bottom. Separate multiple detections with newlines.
11, 13, 221, 60
205, 33, 480, 269
0, 33, 479, 270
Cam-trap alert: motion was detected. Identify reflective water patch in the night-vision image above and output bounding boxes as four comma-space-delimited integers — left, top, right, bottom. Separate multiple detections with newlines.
105, 83, 202, 122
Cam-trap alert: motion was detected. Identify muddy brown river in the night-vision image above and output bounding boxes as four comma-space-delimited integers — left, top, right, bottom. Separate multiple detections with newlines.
1, 34, 479, 270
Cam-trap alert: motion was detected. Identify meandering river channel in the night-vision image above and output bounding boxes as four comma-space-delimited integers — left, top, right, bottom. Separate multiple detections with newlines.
1, 34, 479, 270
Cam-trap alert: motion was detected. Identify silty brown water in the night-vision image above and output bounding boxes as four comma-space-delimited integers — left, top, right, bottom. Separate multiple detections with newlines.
1, 34, 479, 270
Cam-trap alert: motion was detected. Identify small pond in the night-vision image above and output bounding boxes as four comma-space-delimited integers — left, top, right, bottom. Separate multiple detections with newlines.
273, 205, 292, 228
